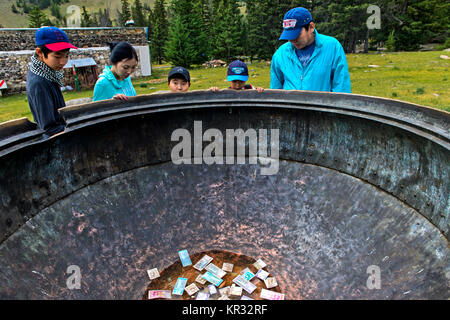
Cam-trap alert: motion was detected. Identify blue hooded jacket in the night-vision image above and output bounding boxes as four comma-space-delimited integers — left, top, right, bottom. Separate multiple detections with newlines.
270, 29, 351, 93
93, 65, 136, 102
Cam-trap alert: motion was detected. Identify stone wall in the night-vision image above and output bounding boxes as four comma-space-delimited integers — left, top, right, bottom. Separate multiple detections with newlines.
0, 47, 147, 94
0, 51, 33, 94
0, 27, 150, 94
0, 27, 148, 51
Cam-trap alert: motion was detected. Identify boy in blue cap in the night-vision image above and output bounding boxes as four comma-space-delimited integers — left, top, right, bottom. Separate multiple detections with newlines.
270, 7, 351, 93
210, 60, 264, 92
26, 27, 77, 138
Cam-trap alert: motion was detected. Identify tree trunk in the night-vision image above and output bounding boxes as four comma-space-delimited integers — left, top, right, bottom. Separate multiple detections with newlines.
364, 29, 369, 53
401, 0, 408, 14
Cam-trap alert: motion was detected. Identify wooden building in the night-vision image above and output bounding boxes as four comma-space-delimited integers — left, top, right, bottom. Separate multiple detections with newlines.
63, 58, 98, 90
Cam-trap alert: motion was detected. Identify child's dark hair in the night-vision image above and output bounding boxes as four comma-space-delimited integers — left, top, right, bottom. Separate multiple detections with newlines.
37, 45, 52, 58
107, 41, 138, 64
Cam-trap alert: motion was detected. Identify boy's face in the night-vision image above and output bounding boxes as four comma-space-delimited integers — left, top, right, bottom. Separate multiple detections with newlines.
36, 47, 70, 71
230, 80, 245, 90
169, 78, 190, 92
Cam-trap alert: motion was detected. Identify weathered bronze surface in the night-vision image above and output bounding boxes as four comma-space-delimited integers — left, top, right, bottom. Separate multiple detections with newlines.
0, 90, 448, 299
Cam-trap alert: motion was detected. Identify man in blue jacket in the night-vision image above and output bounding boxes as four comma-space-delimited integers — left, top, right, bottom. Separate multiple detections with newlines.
270, 7, 351, 93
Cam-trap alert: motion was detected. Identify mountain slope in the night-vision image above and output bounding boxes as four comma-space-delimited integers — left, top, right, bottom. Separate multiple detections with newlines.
1, 0, 156, 28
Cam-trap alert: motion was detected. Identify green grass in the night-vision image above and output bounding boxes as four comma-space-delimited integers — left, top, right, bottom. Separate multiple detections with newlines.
347, 51, 449, 110
1, 51, 449, 124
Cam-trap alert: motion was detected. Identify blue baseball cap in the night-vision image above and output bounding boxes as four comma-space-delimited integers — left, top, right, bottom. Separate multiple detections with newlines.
279, 7, 312, 41
35, 26, 78, 51
227, 60, 249, 82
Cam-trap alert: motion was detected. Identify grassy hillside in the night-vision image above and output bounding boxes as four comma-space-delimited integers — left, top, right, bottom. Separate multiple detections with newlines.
0, 0, 155, 28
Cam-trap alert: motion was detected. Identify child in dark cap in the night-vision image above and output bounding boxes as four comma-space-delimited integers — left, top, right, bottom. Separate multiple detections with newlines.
168, 66, 191, 92
26, 26, 78, 139
210, 60, 264, 92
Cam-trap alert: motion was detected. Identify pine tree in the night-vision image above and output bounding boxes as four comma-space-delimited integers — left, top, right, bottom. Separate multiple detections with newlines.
318, 0, 449, 52
97, 8, 113, 27
386, 29, 396, 51
325, 1, 369, 53
50, 2, 61, 20
28, 6, 51, 27
38, 0, 51, 10
132, 0, 146, 26
151, 0, 169, 64
147, 5, 154, 30
81, 6, 93, 27
245, 0, 304, 60
120, 0, 132, 26
246, 0, 268, 60
189, 0, 209, 63
165, 15, 196, 67
199, 0, 213, 59
389, 0, 449, 50
210, 0, 245, 61
23, 2, 31, 14
165, 0, 208, 68
271, 0, 304, 50
11, 4, 19, 14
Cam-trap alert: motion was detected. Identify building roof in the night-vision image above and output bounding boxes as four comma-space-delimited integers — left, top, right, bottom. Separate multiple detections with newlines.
64, 58, 97, 68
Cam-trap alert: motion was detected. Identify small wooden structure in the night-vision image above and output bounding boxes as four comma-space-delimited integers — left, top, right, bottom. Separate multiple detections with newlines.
63, 58, 98, 90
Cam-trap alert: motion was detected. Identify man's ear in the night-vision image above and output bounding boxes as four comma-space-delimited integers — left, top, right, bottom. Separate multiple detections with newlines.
310, 21, 315, 32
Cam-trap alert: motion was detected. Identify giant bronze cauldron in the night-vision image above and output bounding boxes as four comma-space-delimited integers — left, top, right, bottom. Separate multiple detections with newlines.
0, 90, 448, 299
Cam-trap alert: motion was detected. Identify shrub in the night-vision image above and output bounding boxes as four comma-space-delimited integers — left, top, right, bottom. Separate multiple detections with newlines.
414, 87, 425, 95
386, 30, 396, 52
